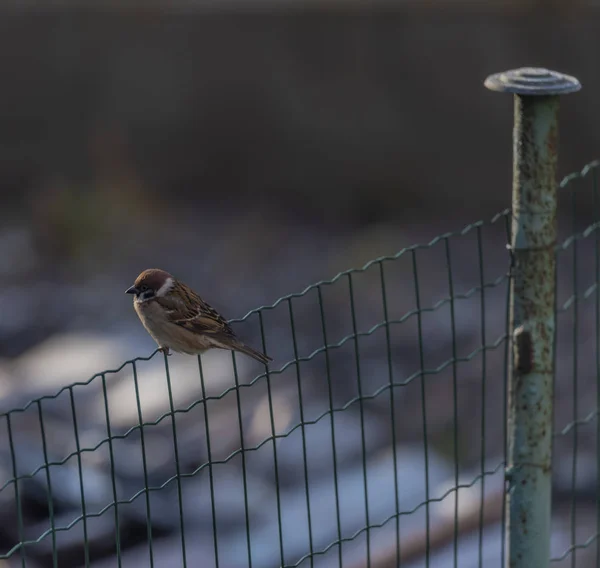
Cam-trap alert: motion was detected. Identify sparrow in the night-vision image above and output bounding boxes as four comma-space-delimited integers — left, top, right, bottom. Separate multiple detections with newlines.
126, 268, 272, 364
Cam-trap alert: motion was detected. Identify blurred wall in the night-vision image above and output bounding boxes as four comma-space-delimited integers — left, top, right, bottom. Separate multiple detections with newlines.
0, 2, 598, 226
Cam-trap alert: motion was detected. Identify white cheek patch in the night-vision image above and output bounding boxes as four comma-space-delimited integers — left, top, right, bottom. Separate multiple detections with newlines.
156, 277, 174, 297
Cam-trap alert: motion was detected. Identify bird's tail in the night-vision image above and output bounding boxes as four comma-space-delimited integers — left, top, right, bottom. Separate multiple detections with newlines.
233, 342, 272, 365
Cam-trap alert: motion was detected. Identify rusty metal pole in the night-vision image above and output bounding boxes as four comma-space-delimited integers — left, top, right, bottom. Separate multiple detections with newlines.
484, 68, 581, 568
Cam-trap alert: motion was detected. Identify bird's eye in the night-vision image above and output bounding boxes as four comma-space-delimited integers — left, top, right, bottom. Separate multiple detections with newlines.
140, 285, 148, 291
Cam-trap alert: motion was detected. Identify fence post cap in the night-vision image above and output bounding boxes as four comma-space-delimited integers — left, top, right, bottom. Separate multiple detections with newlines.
484, 67, 581, 95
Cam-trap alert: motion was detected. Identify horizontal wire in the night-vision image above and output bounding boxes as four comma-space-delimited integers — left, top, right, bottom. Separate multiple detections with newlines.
557, 222, 600, 254
555, 409, 599, 438
559, 160, 600, 189
0, 351, 161, 420
550, 532, 600, 562
559, 281, 599, 312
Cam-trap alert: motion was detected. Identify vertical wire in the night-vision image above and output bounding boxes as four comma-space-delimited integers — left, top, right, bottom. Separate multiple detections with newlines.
37, 401, 58, 568
347, 273, 371, 566
197, 355, 220, 568
231, 352, 253, 568
317, 285, 343, 567
501, 212, 512, 567
476, 226, 487, 568
288, 298, 315, 565
594, 169, 600, 567
101, 373, 122, 566
379, 261, 401, 565
257, 310, 285, 566
444, 237, 460, 568
412, 249, 430, 567
6, 414, 26, 568
131, 361, 155, 567
163, 353, 188, 567
569, 179, 579, 568
69, 387, 90, 566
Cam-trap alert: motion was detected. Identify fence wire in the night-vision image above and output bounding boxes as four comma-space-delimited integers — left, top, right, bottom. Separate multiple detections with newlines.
551, 159, 600, 568
0, 161, 598, 568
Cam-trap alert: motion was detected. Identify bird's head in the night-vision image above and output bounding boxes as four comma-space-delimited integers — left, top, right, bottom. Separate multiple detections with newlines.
126, 269, 175, 302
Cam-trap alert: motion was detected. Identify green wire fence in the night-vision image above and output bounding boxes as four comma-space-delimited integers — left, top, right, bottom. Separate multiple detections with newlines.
0, 67, 598, 568
551, 158, 600, 568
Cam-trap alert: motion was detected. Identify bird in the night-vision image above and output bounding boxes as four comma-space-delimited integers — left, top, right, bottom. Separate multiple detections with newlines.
125, 268, 272, 364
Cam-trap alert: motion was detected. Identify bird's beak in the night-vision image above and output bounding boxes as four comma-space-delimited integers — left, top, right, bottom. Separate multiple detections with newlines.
125, 286, 138, 295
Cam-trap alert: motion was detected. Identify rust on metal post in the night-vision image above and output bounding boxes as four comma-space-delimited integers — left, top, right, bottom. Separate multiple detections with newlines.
484, 68, 581, 568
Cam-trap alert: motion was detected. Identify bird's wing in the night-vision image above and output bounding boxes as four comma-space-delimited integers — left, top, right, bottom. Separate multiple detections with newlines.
155, 287, 235, 338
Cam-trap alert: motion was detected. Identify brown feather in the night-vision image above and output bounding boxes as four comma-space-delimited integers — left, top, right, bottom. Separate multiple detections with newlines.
156, 282, 236, 338
229, 341, 273, 364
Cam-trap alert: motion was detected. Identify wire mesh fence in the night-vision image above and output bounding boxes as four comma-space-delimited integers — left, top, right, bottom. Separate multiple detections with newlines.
0, 71, 598, 568
551, 160, 600, 567
0, 207, 516, 568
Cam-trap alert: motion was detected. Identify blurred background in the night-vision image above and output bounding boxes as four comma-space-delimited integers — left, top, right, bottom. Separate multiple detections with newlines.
0, 1, 599, 567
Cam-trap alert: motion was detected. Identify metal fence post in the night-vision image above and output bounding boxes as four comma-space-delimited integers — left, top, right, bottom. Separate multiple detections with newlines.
484, 68, 581, 567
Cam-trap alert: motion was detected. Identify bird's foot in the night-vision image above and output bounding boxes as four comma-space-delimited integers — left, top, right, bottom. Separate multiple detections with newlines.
159, 346, 172, 356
